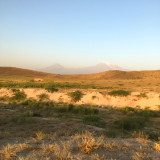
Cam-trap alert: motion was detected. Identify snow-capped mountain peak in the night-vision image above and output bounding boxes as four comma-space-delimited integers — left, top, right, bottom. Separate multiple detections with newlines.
39, 62, 124, 74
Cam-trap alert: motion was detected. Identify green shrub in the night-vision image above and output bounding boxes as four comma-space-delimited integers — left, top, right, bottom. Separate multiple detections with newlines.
0, 82, 107, 89
37, 93, 49, 101
54, 104, 70, 113
105, 129, 120, 138
68, 90, 84, 102
72, 105, 99, 114
121, 107, 160, 117
54, 104, 99, 115
11, 89, 27, 101
45, 87, 58, 93
108, 90, 131, 97
146, 131, 160, 141
114, 116, 146, 131
21, 98, 37, 105
92, 96, 97, 100
83, 115, 105, 128
11, 115, 36, 124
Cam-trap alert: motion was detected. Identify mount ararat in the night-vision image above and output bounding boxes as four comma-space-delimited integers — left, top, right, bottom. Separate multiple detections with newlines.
39, 62, 124, 75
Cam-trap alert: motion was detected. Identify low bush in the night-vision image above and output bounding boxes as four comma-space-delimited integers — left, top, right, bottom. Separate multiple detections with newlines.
11, 89, 27, 101
37, 93, 49, 101
121, 107, 160, 117
68, 90, 84, 102
92, 96, 97, 100
11, 115, 36, 125
45, 87, 58, 93
146, 131, 160, 141
108, 90, 131, 97
105, 129, 120, 138
114, 116, 146, 131
83, 115, 105, 128
71, 105, 99, 114
20, 101, 99, 116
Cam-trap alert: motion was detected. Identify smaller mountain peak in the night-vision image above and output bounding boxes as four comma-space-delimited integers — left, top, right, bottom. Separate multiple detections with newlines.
96, 62, 112, 67
51, 63, 64, 68
100, 61, 112, 66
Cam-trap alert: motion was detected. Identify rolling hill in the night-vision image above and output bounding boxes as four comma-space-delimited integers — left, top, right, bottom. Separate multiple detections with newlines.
0, 67, 62, 80
0, 67, 160, 80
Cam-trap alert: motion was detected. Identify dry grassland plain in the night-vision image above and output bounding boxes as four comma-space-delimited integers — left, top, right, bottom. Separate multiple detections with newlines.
0, 67, 160, 160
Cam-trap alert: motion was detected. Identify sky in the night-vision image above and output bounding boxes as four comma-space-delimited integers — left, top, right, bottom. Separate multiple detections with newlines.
0, 0, 160, 70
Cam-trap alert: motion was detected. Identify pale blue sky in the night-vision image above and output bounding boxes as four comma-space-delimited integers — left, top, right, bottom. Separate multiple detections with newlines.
0, 0, 160, 70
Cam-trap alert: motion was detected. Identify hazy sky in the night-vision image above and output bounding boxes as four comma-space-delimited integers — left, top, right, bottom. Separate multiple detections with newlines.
0, 0, 160, 70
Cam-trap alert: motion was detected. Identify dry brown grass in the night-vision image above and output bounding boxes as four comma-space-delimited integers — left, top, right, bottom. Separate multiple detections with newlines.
154, 142, 160, 151
104, 141, 121, 152
0, 143, 31, 159
15, 143, 31, 152
74, 131, 104, 154
0, 144, 16, 159
35, 131, 46, 141
53, 141, 73, 160
132, 131, 149, 140
40, 144, 55, 153
132, 151, 145, 160
1, 67, 160, 92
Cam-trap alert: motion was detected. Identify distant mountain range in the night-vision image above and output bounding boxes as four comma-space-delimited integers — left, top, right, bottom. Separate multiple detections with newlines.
39, 62, 124, 74
1, 67, 160, 80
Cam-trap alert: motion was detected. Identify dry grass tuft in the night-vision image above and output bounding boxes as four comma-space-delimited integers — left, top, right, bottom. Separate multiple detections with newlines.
92, 154, 116, 160
154, 142, 160, 151
132, 131, 149, 140
53, 141, 73, 160
104, 141, 121, 152
92, 154, 105, 160
0, 144, 16, 159
0, 143, 31, 159
132, 131, 149, 146
132, 151, 145, 160
40, 144, 55, 153
35, 131, 46, 140
75, 131, 104, 154
47, 133, 57, 141
15, 143, 31, 152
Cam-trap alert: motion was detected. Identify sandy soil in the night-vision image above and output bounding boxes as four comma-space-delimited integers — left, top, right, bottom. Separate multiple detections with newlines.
1, 88, 160, 110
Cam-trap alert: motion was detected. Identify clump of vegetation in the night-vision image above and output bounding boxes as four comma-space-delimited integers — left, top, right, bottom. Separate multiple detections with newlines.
108, 90, 131, 97
75, 131, 104, 154
92, 96, 97, 100
37, 93, 49, 101
45, 87, 58, 93
11, 115, 36, 125
68, 90, 84, 102
54, 104, 99, 115
146, 131, 160, 141
0, 82, 107, 89
11, 89, 27, 101
0, 96, 10, 102
136, 92, 148, 98
105, 129, 120, 138
131, 131, 149, 139
121, 106, 160, 117
83, 115, 106, 128
154, 142, 160, 151
114, 116, 146, 131
20, 100, 99, 116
